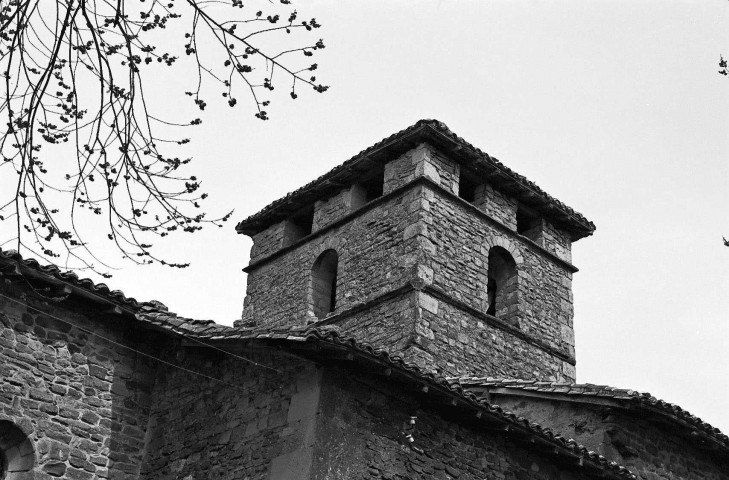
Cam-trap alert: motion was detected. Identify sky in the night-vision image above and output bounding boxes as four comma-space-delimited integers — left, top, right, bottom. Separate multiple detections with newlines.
4, 0, 729, 433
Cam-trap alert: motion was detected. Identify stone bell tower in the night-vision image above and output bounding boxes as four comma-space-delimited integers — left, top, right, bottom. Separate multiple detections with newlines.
235, 120, 595, 382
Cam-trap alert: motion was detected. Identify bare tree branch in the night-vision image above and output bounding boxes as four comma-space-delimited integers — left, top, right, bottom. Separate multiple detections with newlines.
0, 0, 328, 274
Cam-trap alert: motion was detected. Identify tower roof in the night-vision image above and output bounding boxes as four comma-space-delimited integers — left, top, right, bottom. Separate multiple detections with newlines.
236, 119, 596, 241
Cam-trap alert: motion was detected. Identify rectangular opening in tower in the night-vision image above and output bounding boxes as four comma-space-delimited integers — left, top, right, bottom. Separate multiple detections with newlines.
351, 166, 384, 210
283, 205, 314, 246
516, 205, 543, 243
458, 170, 480, 204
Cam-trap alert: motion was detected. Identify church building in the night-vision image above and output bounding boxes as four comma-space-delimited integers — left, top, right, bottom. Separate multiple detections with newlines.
1, 120, 726, 479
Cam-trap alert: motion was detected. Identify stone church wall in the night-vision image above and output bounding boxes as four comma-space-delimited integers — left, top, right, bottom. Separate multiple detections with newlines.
242, 188, 422, 327
422, 185, 576, 362
140, 351, 322, 480
542, 220, 573, 264
241, 143, 578, 381
313, 188, 355, 232
0, 281, 158, 479
473, 182, 518, 230
249, 220, 287, 262
312, 369, 593, 480
496, 397, 729, 480
331, 292, 416, 357
312, 287, 573, 381
0, 278, 328, 480
412, 294, 575, 380
384, 144, 460, 196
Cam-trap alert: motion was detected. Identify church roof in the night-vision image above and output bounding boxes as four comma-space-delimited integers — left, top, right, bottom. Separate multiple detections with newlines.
132, 305, 639, 478
0, 248, 148, 312
454, 378, 729, 453
0, 248, 633, 478
236, 119, 596, 241
135, 311, 635, 478
3, 248, 724, 477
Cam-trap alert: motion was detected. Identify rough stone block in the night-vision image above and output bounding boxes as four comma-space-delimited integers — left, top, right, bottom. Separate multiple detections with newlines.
418, 293, 439, 315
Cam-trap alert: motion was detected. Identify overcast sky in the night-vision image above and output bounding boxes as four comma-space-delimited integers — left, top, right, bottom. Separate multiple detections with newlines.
5, 1, 729, 433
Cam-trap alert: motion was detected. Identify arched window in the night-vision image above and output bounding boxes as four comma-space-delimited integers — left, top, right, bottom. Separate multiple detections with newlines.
486, 246, 517, 319
0, 420, 35, 479
310, 250, 338, 319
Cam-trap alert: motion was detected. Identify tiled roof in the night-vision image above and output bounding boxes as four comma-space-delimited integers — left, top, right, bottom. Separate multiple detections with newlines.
0, 248, 148, 311
454, 378, 729, 452
0, 248, 228, 332
137, 305, 224, 334
236, 119, 596, 241
134, 310, 634, 479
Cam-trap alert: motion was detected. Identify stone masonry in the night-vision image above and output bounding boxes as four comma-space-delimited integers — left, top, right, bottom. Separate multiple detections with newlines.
0, 267, 645, 480
237, 122, 591, 382
487, 386, 729, 480
0, 264, 339, 480
0, 278, 158, 479
312, 367, 596, 480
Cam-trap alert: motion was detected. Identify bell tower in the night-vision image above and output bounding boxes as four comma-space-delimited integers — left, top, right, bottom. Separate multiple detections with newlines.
235, 120, 594, 382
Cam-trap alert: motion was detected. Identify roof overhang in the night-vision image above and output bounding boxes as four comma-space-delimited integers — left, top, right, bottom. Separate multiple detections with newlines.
236, 119, 596, 241
455, 379, 729, 455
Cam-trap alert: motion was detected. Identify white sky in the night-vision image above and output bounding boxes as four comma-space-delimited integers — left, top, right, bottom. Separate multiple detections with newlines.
5, 0, 729, 434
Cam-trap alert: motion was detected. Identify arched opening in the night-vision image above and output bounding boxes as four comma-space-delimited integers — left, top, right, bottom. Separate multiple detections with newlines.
311, 249, 338, 319
0, 420, 35, 479
486, 246, 517, 319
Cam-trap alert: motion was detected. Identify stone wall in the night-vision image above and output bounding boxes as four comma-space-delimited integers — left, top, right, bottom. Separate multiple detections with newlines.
250, 220, 288, 262
313, 189, 352, 232
542, 220, 572, 263
331, 292, 416, 357
384, 144, 459, 196
241, 188, 422, 327
412, 292, 574, 380
241, 143, 578, 381
0, 281, 158, 479
495, 397, 729, 480
0, 278, 330, 480
311, 368, 593, 480
421, 186, 576, 362
310, 285, 574, 380
474, 180, 518, 230
2, 269, 725, 480
140, 350, 322, 480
